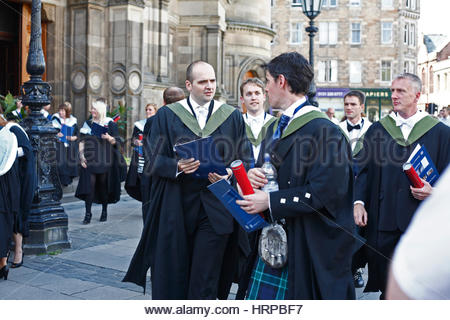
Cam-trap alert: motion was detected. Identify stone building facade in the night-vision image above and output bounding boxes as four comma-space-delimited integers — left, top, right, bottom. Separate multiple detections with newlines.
1, 0, 274, 139
418, 34, 450, 112
271, 0, 420, 121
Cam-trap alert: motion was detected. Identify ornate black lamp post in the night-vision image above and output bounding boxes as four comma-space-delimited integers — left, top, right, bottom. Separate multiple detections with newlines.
301, 0, 323, 106
20, 0, 71, 253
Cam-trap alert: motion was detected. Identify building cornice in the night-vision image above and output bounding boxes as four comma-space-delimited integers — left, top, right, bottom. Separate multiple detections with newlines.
225, 20, 276, 37
399, 10, 420, 20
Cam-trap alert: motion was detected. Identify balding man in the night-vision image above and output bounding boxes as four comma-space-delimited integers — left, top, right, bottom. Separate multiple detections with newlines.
163, 86, 185, 105
325, 107, 339, 124
124, 61, 252, 299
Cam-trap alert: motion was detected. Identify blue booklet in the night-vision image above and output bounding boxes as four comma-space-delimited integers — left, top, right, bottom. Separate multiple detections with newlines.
407, 144, 439, 185
174, 136, 227, 179
60, 125, 74, 144
91, 122, 108, 138
208, 179, 269, 232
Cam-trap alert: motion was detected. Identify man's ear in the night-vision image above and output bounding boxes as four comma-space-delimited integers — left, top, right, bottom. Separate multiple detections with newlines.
277, 74, 286, 88
185, 80, 192, 92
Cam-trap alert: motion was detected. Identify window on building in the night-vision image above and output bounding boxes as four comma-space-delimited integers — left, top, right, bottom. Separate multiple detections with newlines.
410, 23, 415, 46
318, 60, 338, 82
404, 61, 409, 73
349, 61, 362, 83
381, 61, 392, 82
411, 0, 416, 10
437, 74, 441, 92
409, 61, 415, 73
271, 0, 275, 7
421, 68, 426, 92
291, 0, 302, 7
322, 0, 338, 7
290, 22, 303, 44
404, 23, 409, 44
382, 0, 393, 9
350, 22, 361, 44
319, 22, 338, 45
429, 66, 434, 93
381, 22, 393, 44
445, 73, 448, 90
350, 0, 360, 6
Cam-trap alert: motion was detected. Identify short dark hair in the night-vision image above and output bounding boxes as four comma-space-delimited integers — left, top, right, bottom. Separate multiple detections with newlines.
163, 87, 185, 104
186, 60, 210, 83
344, 90, 365, 105
240, 78, 265, 97
264, 52, 313, 95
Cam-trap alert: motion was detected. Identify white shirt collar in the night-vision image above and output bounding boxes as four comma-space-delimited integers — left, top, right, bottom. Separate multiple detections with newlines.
189, 96, 210, 110
390, 110, 428, 128
246, 111, 265, 123
283, 96, 307, 118
346, 118, 363, 127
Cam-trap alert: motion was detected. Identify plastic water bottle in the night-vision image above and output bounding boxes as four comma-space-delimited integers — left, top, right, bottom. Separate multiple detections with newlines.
261, 153, 279, 193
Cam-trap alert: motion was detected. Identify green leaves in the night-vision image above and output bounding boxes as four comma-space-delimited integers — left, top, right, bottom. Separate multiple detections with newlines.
0, 92, 17, 114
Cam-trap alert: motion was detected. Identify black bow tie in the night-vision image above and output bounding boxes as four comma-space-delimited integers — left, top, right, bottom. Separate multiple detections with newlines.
347, 123, 361, 132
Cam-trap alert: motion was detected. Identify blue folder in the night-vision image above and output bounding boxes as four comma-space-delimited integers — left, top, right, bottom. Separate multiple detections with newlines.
60, 125, 74, 144
409, 144, 439, 185
208, 179, 269, 232
174, 136, 227, 179
91, 122, 108, 138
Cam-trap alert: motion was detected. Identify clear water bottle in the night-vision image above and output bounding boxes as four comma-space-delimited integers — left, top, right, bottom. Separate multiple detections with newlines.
261, 153, 279, 193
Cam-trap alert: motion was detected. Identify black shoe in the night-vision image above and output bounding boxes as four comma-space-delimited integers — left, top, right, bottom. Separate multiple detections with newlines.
11, 255, 23, 269
0, 265, 9, 280
83, 212, 92, 224
353, 270, 365, 288
99, 210, 107, 222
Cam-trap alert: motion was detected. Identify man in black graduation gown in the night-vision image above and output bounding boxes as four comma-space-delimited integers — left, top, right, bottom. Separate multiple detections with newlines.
140, 87, 186, 223
238, 52, 356, 299
124, 61, 251, 299
354, 73, 450, 299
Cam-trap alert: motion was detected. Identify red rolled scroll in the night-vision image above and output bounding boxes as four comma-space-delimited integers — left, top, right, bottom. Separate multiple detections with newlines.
230, 160, 254, 195
403, 162, 424, 188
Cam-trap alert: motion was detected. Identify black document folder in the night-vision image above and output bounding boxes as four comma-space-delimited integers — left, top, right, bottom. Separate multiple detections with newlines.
174, 136, 227, 179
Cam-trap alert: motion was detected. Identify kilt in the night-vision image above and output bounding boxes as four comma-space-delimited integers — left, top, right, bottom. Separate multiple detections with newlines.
246, 256, 288, 300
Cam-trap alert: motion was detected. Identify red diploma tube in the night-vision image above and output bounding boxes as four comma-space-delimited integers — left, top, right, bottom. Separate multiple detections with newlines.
138, 133, 143, 141
230, 160, 254, 195
403, 162, 424, 188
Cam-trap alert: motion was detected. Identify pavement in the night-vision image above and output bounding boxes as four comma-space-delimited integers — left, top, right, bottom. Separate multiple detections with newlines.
0, 181, 380, 300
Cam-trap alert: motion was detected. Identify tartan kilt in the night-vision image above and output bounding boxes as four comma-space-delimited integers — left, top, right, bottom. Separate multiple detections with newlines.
246, 256, 288, 300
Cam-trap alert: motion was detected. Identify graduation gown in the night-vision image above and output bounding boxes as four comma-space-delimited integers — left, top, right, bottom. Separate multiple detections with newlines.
52, 114, 79, 186
0, 126, 20, 257
140, 116, 155, 223
8, 123, 37, 237
125, 119, 146, 201
123, 101, 252, 299
75, 119, 127, 204
355, 115, 450, 293
253, 107, 356, 299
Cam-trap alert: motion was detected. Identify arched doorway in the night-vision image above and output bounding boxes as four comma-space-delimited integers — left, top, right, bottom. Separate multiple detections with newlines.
0, 1, 48, 97
237, 58, 267, 113
0, 2, 21, 96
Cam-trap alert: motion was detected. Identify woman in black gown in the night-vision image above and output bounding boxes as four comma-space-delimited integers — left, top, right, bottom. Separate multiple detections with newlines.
0, 117, 23, 279
124, 103, 157, 201
75, 98, 126, 224
4, 118, 36, 269
53, 102, 79, 186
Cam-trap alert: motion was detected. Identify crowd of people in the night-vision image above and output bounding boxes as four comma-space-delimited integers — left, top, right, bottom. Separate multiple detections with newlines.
0, 51, 449, 300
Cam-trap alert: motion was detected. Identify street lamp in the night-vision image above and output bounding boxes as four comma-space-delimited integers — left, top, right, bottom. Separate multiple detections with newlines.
301, 0, 323, 106
20, 0, 70, 253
